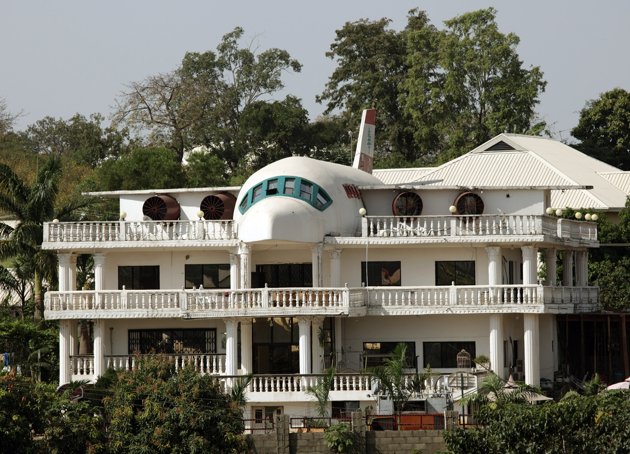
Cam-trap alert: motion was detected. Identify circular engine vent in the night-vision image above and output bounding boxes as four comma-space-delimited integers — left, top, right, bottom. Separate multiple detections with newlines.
142, 194, 180, 221
454, 192, 484, 215
392, 192, 423, 216
200, 192, 236, 220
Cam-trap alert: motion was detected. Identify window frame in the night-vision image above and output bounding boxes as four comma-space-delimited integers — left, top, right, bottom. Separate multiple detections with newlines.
422, 341, 476, 368
434, 261, 475, 286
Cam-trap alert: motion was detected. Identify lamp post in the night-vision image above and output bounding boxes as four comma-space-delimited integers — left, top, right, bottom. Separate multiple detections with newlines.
456, 349, 471, 427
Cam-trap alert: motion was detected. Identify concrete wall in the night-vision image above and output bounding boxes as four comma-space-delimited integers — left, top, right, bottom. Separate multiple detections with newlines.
246, 414, 448, 454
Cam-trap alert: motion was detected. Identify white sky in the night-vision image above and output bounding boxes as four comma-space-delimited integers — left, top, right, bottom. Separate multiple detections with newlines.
2, 0, 630, 142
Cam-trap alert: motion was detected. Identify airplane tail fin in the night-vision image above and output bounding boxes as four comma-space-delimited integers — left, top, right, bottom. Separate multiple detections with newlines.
352, 109, 376, 173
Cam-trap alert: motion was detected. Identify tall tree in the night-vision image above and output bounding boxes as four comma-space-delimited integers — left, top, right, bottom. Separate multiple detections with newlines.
24, 113, 130, 166
114, 27, 302, 167
319, 8, 546, 165
0, 156, 89, 320
0, 97, 19, 137
572, 88, 630, 170
405, 8, 546, 162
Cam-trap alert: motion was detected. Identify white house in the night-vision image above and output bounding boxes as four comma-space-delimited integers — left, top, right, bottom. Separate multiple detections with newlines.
43, 132, 607, 425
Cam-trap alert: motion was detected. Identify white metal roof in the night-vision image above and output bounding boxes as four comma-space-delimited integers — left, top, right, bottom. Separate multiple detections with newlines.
372, 167, 433, 184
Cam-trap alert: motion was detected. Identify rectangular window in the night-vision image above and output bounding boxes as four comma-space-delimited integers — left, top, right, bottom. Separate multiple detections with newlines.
361, 261, 401, 286
266, 179, 278, 195
128, 328, 216, 354
185, 264, 230, 289
422, 341, 476, 368
252, 184, 263, 201
362, 341, 416, 368
118, 266, 160, 290
284, 178, 295, 195
435, 261, 475, 286
256, 263, 312, 287
331, 401, 359, 419
300, 181, 312, 200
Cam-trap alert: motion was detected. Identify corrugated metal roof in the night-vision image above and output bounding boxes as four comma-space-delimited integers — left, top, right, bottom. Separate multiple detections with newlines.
372, 168, 433, 184
551, 189, 608, 210
415, 150, 577, 187
598, 172, 630, 194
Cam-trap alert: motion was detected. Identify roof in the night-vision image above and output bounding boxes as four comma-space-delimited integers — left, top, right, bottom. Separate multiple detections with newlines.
372, 133, 630, 211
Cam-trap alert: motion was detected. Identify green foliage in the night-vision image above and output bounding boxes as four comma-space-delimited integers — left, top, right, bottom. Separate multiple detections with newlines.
0, 374, 105, 453
185, 150, 229, 187
115, 26, 302, 169
324, 422, 356, 453
572, 88, 630, 170
104, 356, 246, 454
307, 367, 336, 419
86, 147, 186, 191
320, 8, 546, 165
444, 392, 630, 453
370, 343, 418, 415
0, 318, 58, 380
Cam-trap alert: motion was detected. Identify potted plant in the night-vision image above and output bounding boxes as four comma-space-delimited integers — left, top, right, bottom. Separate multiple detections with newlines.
473, 355, 491, 372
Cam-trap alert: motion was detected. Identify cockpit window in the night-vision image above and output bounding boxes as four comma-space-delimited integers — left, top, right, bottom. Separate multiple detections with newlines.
238, 176, 332, 214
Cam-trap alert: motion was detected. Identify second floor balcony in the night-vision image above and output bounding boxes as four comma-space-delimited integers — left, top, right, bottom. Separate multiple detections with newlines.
44, 284, 599, 320
42, 214, 598, 250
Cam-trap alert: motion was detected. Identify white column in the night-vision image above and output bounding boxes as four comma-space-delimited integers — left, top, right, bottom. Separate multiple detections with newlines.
93, 253, 106, 290
486, 247, 501, 286
240, 320, 253, 375
59, 320, 72, 384
489, 315, 504, 379
575, 251, 588, 286
521, 246, 538, 285
311, 243, 323, 287
229, 252, 239, 290
298, 317, 312, 375
330, 249, 342, 288
544, 249, 557, 286
225, 319, 238, 375
58, 253, 71, 292
334, 318, 343, 365
238, 244, 251, 289
69, 254, 77, 291
93, 320, 105, 379
563, 250, 574, 286
311, 317, 325, 374
523, 314, 540, 386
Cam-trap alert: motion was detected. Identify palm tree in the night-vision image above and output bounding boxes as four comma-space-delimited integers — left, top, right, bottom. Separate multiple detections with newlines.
0, 156, 89, 320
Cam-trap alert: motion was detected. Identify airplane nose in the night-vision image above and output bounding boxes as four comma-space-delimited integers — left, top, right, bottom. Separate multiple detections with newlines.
237, 198, 324, 243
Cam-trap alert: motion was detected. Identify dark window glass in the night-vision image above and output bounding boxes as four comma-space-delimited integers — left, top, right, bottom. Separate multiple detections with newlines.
267, 179, 278, 195
185, 264, 230, 289
361, 261, 401, 286
128, 328, 216, 354
284, 178, 295, 195
118, 266, 159, 290
256, 263, 312, 287
252, 318, 299, 374
435, 261, 475, 286
422, 341, 476, 368
300, 181, 312, 200
362, 341, 416, 368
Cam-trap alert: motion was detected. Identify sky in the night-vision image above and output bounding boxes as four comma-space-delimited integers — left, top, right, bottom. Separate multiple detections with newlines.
2, 0, 630, 142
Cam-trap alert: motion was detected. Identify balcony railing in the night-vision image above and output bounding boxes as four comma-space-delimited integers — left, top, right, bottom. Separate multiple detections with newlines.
42, 214, 597, 247
43, 219, 237, 244
45, 284, 599, 320
362, 214, 597, 242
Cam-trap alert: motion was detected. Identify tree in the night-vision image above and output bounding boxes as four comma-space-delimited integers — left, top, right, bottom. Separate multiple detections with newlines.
306, 367, 336, 421
0, 97, 20, 137
104, 356, 246, 453
114, 27, 302, 166
405, 8, 546, 162
319, 8, 546, 165
86, 147, 186, 192
370, 343, 419, 419
317, 15, 416, 161
24, 113, 130, 167
0, 156, 89, 320
572, 88, 630, 170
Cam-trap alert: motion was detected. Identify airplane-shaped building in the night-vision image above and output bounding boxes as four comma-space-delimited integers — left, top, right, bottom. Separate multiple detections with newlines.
44, 110, 623, 426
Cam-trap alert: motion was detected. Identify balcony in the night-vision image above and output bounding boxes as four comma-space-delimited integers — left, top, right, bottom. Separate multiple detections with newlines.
42, 219, 238, 249
68, 354, 479, 402
42, 214, 597, 250
357, 214, 597, 245
44, 284, 599, 320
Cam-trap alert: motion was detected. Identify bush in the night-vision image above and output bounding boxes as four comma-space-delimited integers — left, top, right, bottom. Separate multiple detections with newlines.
324, 422, 356, 453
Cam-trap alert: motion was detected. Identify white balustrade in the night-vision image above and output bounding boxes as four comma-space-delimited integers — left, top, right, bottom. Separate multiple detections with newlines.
363, 214, 596, 242
104, 354, 226, 375
70, 355, 94, 380
44, 220, 237, 244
